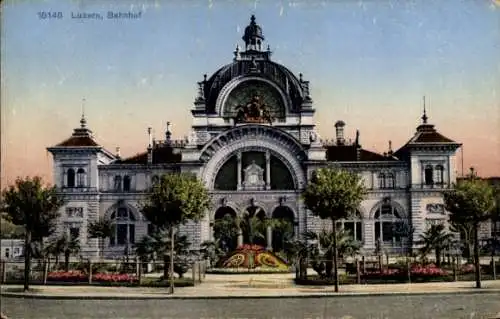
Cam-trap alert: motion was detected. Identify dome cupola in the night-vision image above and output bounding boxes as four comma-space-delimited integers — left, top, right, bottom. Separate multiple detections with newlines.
242, 15, 264, 51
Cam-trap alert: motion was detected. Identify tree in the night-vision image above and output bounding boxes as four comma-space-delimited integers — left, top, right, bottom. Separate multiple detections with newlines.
88, 218, 114, 260
134, 235, 157, 264
141, 172, 211, 294
58, 233, 81, 271
1, 176, 64, 291
272, 219, 294, 252
200, 240, 224, 268
304, 229, 362, 277
449, 222, 474, 261
0, 216, 25, 239
490, 183, 500, 272
444, 176, 495, 288
213, 214, 239, 252
417, 224, 454, 267
302, 167, 366, 292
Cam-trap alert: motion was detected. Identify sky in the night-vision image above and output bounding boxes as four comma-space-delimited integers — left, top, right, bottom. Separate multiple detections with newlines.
1, 0, 499, 188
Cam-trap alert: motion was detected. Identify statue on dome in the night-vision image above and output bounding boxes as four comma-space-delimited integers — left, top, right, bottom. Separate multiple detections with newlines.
234, 94, 274, 125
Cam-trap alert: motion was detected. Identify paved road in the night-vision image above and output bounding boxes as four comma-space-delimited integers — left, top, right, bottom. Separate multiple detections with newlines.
2, 294, 500, 319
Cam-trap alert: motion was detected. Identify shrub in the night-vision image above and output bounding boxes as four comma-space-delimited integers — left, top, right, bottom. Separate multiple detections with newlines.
461, 263, 475, 274
47, 270, 87, 282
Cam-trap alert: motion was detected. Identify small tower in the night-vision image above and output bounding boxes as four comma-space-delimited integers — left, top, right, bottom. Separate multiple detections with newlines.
242, 15, 264, 51
387, 140, 393, 156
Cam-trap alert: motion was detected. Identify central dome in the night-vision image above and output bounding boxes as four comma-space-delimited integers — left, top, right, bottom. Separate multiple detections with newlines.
202, 60, 304, 115
195, 15, 311, 118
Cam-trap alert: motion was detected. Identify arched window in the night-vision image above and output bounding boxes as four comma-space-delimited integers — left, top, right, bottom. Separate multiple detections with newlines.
379, 172, 395, 189
67, 169, 75, 188
378, 173, 386, 189
114, 176, 122, 191
435, 165, 444, 185
424, 165, 434, 185
76, 168, 86, 187
123, 175, 131, 192
109, 204, 136, 246
374, 201, 403, 246
385, 173, 395, 189
336, 210, 363, 242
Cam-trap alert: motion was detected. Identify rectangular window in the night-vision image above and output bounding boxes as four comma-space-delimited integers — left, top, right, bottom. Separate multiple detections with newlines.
117, 224, 128, 245
344, 222, 355, 239
147, 224, 155, 236
375, 222, 381, 241
379, 177, 385, 189
129, 225, 135, 244
356, 222, 363, 241
382, 222, 393, 243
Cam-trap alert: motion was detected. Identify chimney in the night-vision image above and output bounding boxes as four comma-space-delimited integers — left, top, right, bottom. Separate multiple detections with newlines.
115, 146, 121, 158
147, 127, 153, 165
334, 120, 346, 145
388, 140, 393, 157
355, 130, 361, 161
165, 122, 172, 145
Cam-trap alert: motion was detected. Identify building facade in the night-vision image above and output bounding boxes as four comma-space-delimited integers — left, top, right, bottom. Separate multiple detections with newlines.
47, 16, 462, 258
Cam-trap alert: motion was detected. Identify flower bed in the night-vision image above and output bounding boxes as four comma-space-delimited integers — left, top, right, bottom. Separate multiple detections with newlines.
216, 244, 290, 271
206, 267, 292, 274
47, 271, 138, 283
361, 264, 450, 282
47, 270, 87, 282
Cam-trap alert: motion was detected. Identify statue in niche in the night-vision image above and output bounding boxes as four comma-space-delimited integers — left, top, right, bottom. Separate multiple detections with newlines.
242, 160, 265, 190
234, 94, 274, 125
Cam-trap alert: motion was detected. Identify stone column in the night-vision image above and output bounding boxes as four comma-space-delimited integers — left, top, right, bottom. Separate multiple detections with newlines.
363, 219, 374, 251
62, 170, 67, 187
209, 222, 215, 241
237, 228, 243, 247
266, 226, 273, 250
237, 152, 242, 190
265, 151, 271, 190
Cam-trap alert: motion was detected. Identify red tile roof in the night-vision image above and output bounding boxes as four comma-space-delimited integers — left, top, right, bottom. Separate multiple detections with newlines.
394, 123, 460, 158
52, 125, 101, 148
117, 145, 181, 164
325, 144, 396, 162
408, 124, 457, 144
56, 136, 99, 147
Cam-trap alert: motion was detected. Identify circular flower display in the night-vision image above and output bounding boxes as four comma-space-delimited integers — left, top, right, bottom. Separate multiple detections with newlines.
218, 245, 289, 270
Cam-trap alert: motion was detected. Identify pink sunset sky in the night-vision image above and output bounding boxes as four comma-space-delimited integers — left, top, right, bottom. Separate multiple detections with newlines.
1, 0, 499, 188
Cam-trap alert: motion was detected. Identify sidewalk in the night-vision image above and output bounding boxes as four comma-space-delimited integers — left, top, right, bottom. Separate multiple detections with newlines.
2, 276, 500, 299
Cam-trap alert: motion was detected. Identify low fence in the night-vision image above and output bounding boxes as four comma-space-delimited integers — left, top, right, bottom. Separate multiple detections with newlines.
0, 258, 207, 287
295, 256, 499, 284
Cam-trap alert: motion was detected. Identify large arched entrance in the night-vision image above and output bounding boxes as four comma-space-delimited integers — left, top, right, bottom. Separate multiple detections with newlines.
200, 124, 307, 190
213, 150, 295, 191
271, 206, 295, 252
213, 206, 239, 253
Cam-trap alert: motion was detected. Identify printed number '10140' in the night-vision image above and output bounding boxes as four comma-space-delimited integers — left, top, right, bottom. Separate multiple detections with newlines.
38, 12, 63, 19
